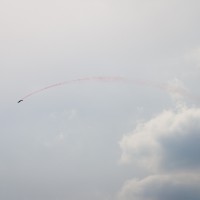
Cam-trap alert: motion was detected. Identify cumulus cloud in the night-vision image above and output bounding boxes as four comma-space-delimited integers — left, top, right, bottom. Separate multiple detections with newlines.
118, 105, 200, 200
118, 173, 200, 200
119, 106, 200, 172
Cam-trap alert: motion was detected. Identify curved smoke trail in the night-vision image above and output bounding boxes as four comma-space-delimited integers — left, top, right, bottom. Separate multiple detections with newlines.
19, 76, 199, 103
21, 77, 128, 100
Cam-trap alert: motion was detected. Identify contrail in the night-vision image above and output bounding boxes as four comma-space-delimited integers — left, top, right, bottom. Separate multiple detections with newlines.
18, 76, 199, 103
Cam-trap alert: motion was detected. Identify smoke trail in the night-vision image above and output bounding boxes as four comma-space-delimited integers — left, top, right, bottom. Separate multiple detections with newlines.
19, 76, 199, 103
21, 76, 133, 100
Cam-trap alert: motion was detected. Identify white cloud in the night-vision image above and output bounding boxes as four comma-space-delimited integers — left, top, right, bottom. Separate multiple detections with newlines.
119, 105, 200, 199
118, 173, 200, 200
119, 106, 200, 172
166, 79, 188, 105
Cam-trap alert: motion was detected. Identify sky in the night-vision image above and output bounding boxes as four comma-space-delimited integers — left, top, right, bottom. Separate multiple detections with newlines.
1, 0, 200, 199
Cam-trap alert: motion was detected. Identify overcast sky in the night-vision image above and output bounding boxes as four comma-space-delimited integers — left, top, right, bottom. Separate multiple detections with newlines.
1, 0, 200, 199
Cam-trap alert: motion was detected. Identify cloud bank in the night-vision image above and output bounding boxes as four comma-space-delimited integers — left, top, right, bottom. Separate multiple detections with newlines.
118, 173, 200, 200
119, 105, 200, 200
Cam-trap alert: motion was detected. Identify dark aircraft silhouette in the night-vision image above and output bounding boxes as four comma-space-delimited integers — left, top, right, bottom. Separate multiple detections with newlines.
18, 100, 23, 103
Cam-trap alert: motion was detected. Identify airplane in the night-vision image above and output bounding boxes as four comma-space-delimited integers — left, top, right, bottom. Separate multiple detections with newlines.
18, 100, 23, 103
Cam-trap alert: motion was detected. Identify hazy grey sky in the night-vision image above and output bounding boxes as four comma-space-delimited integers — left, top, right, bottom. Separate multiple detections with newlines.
1, 0, 200, 199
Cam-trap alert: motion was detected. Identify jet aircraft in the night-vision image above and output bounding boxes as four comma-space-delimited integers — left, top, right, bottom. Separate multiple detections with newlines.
18, 100, 23, 103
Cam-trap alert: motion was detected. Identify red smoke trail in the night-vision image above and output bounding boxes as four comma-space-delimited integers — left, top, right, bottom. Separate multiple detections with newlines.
21, 76, 130, 100
20, 76, 199, 103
